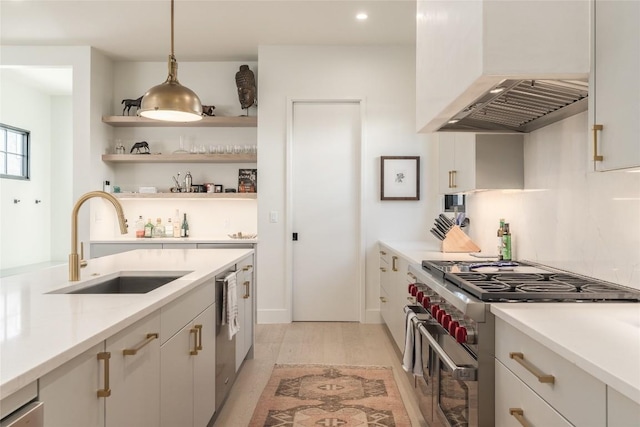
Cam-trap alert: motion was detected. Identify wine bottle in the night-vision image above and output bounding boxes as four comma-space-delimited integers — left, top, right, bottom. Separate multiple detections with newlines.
181, 213, 189, 237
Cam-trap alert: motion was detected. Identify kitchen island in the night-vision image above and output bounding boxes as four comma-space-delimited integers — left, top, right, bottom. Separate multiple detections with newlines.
0, 248, 253, 417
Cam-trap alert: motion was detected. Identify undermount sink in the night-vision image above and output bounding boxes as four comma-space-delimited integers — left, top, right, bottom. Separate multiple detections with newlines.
52, 273, 189, 294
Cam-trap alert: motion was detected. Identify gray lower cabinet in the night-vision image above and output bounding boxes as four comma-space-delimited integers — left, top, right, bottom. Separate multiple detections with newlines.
90, 243, 162, 258
90, 242, 253, 258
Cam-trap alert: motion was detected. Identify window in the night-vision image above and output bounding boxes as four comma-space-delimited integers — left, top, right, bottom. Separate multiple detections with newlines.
0, 124, 30, 180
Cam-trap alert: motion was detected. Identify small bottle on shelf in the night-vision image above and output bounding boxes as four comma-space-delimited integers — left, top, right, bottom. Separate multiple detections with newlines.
144, 218, 154, 238
135, 216, 145, 238
165, 218, 173, 237
173, 209, 181, 237
153, 218, 164, 238
181, 213, 189, 237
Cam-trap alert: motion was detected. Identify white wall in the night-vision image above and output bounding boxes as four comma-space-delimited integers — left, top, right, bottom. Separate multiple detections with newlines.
257, 45, 434, 324
0, 73, 52, 269
50, 96, 73, 261
465, 112, 640, 289
1, 46, 95, 271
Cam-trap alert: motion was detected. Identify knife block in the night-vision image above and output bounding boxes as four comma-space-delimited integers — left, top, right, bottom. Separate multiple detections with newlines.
442, 225, 481, 253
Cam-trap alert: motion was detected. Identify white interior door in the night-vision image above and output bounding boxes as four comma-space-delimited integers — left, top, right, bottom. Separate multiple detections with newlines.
291, 101, 360, 321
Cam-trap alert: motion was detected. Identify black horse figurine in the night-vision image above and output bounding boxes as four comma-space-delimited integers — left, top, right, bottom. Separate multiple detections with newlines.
122, 96, 143, 115
130, 141, 150, 154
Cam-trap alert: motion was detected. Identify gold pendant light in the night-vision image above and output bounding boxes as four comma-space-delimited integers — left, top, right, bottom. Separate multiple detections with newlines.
139, 0, 202, 122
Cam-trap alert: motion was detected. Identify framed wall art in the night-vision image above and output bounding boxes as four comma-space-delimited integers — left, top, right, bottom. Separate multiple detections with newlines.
380, 156, 420, 201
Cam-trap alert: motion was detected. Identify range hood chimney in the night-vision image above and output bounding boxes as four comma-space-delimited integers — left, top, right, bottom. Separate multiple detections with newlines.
440, 79, 588, 133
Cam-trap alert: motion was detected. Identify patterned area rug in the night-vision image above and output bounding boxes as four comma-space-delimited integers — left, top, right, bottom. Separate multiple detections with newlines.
249, 364, 412, 426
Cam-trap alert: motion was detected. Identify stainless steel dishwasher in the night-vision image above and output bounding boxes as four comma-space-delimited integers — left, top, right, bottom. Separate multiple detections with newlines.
215, 268, 237, 413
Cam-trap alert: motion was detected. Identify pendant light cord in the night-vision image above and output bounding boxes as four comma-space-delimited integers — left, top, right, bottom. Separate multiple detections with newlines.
170, 0, 175, 57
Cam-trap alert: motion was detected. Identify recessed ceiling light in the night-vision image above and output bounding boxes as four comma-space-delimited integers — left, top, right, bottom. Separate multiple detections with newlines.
356, 13, 368, 21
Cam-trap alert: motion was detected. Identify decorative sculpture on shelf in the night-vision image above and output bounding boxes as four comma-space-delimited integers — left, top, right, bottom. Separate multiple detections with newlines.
130, 141, 150, 154
121, 96, 143, 115
235, 65, 257, 116
202, 105, 216, 116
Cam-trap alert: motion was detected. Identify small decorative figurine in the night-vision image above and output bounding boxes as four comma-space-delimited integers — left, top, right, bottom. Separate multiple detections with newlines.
202, 105, 216, 116
130, 141, 150, 154
235, 65, 257, 115
121, 96, 143, 115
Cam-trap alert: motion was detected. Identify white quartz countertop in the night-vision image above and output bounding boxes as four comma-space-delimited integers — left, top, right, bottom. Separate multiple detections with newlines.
491, 303, 640, 403
378, 240, 492, 266
378, 240, 640, 404
0, 248, 252, 400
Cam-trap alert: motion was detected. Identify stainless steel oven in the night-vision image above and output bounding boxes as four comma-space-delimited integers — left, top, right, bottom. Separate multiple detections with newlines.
405, 304, 483, 427
403, 259, 640, 427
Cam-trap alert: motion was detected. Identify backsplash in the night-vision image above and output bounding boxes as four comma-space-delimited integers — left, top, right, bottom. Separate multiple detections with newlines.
465, 112, 640, 290
90, 199, 257, 240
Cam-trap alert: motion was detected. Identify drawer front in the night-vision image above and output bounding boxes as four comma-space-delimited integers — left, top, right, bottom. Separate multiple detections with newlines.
495, 318, 606, 426
495, 360, 573, 427
160, 279, 215, 344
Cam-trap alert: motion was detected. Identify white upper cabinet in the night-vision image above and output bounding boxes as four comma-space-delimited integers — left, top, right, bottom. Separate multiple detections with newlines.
438, 133, 524, 194
590, 0, 640, 171
417, 0, 590, 133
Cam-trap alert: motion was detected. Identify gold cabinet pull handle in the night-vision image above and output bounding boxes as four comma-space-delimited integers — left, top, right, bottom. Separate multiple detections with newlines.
123, 333, 158, 356
392, 256, 398, 272
593, 124, 604, 161
195, 325, 203, 350
407, 272, 416, 280
509, 352, 555, 384
448, 171, 452, 188
509, 408, 531, 427
242, 264, 253, 271
243, 280, 250, 299
380, 267, 387, 272
97, 352, 111, 397
379, 250, 387, 255
190, 328, 199, 355
379, 297, 387, 303
451, 170, 457, 188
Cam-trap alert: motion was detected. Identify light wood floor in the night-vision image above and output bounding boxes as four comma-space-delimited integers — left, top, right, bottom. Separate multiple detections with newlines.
213, 322, 428, 426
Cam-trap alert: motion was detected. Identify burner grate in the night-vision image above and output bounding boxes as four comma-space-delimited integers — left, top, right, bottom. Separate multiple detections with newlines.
471, 281, 512, 292
516, 282, 578, 293
493, 273, 546, 282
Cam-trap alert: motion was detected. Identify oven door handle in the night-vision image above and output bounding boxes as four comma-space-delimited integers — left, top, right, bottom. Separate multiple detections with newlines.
418, 324, 477, 381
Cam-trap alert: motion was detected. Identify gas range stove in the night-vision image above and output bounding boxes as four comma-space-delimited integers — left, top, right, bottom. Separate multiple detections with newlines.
422, 260, 640, 303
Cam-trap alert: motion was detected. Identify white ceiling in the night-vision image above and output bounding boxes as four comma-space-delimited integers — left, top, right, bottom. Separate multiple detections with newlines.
1, 0, 417, 62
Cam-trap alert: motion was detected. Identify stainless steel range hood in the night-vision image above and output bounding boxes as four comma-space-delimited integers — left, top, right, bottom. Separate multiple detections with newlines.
439, 79, 589, 133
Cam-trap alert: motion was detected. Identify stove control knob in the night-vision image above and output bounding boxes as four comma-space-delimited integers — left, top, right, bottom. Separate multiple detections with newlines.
421, 295, 431, 308
436, 309, 446, 324
455, 326, 468, 344
411, 286, 418, 297
416, 291, 424, 302
408, 284, 415, 294
448, 320, 459, 335
430, 305, 440, 318
441, 314, 452, 329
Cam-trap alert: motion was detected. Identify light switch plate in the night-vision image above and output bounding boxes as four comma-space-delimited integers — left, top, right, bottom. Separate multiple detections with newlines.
269, 211, 278, 223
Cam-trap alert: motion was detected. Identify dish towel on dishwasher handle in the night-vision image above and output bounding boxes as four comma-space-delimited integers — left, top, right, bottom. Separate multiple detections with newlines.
222, 271, 240, 340
402, 310, 423, 376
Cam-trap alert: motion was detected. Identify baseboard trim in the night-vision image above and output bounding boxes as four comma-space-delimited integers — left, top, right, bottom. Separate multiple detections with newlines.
257, 309, 290, 324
